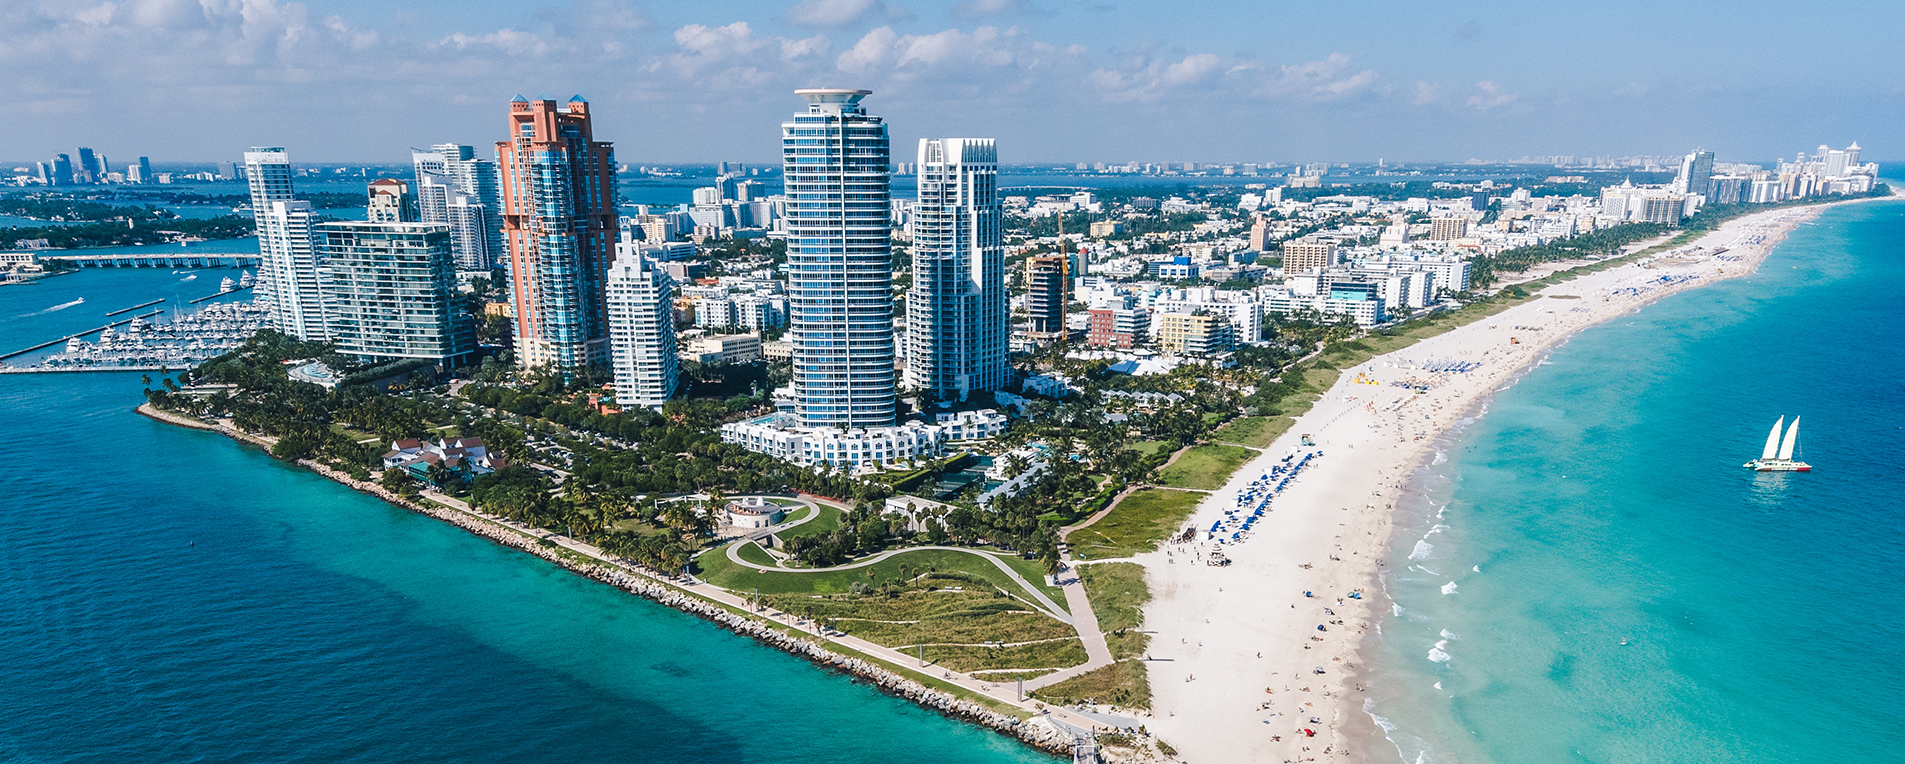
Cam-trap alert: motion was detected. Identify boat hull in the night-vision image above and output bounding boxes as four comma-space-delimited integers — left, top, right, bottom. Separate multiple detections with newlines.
1744, 459, 1812, 472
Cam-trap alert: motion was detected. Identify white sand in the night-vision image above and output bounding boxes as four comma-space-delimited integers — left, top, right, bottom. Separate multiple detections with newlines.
1139, 203, 1850, 762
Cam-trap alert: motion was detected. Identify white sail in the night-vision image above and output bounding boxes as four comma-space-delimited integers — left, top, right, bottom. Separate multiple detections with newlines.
1777, 416, 1801, 460
1761, 417, 1784, 460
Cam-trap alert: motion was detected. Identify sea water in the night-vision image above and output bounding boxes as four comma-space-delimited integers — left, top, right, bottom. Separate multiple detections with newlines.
1365, 199, 1905, 762
0, 269, 1053, 762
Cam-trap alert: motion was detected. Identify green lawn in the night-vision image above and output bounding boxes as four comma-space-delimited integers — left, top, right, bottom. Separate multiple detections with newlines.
1212, 416, 1289, 448
1077, 562, 1148, 633
695, 547, 1066, 612
1123, 440, 1172, 457
772, 504, 841, 542
1068, 488, 1203, 560
1156, 444, 1254, 490
918, 639, 1087, 673
734, 540, 779, 567
1030, 659, 1151, 710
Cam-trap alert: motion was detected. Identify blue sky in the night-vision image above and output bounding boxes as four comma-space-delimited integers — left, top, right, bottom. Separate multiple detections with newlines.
3, 0, 1897, 165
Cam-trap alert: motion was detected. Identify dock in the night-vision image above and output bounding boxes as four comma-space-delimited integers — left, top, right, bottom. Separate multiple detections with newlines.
0, 308, 166, 362
104, 298, 167, 317
189, 286, 252, 304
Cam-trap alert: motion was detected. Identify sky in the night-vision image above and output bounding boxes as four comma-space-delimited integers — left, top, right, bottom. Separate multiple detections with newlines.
3, 0, 1900, 166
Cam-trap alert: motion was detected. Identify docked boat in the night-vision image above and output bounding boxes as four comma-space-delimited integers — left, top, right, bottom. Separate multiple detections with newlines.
1744, 416, 1812, 472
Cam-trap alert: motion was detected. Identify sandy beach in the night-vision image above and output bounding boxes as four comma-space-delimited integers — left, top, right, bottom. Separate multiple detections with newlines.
1138, 201, 1863, 763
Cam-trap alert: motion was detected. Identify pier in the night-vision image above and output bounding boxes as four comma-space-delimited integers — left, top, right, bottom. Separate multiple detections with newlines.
0, 309, 164, 361
189, 287, 252, 304
104, 298, 167, 317
46, 253, 260, 269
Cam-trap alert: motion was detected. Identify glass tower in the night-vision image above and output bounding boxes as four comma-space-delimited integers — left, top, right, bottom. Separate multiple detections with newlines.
784, 89, 895, 427
497, 96, 617, 372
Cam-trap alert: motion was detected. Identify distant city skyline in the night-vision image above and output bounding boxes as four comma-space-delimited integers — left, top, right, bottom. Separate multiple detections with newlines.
2, 1, 1897, 165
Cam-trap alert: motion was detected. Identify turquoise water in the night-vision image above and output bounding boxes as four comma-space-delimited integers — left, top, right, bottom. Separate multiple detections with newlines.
1367, 200, 1905, 762
0, 273, 1053, 762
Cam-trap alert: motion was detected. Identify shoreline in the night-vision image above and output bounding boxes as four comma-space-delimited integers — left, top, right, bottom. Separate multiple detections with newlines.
1138, 195, 1891, 762
133, 403, 1086, 761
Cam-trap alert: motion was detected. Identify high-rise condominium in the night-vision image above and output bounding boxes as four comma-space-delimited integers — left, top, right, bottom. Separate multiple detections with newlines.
606, 251, 679, 409
366, 178, 418, 222
317, 221, 473, 365
131, 157, 152, 184
497, 96, 617, 371
245, 147, 327, 340
76, 148, 100, 184
784, 88, 895, 427
1024, 255, 1067, 337
906, 138, 1007, 402
413, 144, 504, 271
1676, 150, 1715, 197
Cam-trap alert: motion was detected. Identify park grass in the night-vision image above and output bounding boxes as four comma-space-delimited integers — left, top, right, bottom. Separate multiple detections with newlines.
916, 639, 1087, 673
695, 547, 1067, 614
1212, 416, 1278, 448
734, 540, 778, 567
1077, 562, 1148, 633
772, 504, 841, 542
1078, 562, 1153, 660
1068, 488, 1203, 561
1123, 440, 1171, 457
835, 611, 1080, 647
1156, 444, 1254, 490
1029, 659, 1152, 710
973, 669, 1056, 682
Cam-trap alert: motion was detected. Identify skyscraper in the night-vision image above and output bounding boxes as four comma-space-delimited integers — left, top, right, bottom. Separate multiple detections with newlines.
48, 154, 74, 186
906, 137, 1007, 402
245, 147, 327, 340
784, 88, 895, 427
131, 157, 152, 184
76, 148, 100, 184
412, 144, 504, 271
317, 221, 473, 364
1676, 150, 1715, 197
497, 96, 617, 371
606, 250, 679, 410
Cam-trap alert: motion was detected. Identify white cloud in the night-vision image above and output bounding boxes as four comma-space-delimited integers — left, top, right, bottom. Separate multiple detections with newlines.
1413, 80, 1442, 105
1090, 51, 1373, 103
1467, 80, 1517, 110
783, 0, 911, 28
950, 0, 1030, 19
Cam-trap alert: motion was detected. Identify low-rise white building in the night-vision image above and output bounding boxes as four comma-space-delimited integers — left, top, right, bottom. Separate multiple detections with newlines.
720, 410, 1006, 469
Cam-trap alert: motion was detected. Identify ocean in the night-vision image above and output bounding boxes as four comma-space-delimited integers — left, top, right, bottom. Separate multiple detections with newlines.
0, 270, 1054, 762
1366, 199, 1905, 762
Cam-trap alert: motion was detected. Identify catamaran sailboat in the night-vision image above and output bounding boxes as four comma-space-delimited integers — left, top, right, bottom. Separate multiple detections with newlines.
1745, 416, 1811, 472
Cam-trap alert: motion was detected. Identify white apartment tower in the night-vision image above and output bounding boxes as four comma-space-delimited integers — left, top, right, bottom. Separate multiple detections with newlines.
784, 89, 895, 427
905, 138, 1007, 402
606, 251, 679, 410
244, 147, 327, 340
412, 144, 504, 271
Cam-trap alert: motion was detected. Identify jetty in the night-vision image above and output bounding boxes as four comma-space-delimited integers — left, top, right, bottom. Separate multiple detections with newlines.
104, 298, 167, 317
0, 311, 161, 361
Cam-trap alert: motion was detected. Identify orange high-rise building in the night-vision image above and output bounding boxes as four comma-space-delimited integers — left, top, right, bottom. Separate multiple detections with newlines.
497, 95, 619, 371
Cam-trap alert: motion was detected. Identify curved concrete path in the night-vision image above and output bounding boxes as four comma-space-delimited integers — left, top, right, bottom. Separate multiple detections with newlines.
723, 542, 1074, 625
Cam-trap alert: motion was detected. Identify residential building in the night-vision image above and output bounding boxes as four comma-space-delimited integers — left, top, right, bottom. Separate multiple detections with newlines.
246, 147, 327, 340
130, 157, 152, 184
682, 333, 763, 364
1087, 306, 1149, 348
1152, 286, 1260, 342
1280, 239, 1335, 274
784, 88, 896, 427
413, 144, 504, 271
1674, 150, 1715, 197
1248, 216, 1273, 251
605, 251, 678, 409
1262, 287, 1385, 327
76, 148, 100, 184
720, 410, 1004, 470
1090, 220, 1124, 238
1154, 311, 1235, 356
1025, 255, 1068, 337
906, 137, 1008, 402
316, 221, 474, 364
1429, 216, 1470, 240
497, 95, 618, 372
366, 178, 417, 222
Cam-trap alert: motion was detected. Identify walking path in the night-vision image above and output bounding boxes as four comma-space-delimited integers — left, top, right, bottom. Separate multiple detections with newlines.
722, 542, 1074, 624
409, 488, 1118, 734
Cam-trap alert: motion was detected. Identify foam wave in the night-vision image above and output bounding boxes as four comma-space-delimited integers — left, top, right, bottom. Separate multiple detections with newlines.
30, 297, 85, 316
1409, 540, 1433, 560
1427, 640, 1452, 662
1441, 581, 1458, 595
